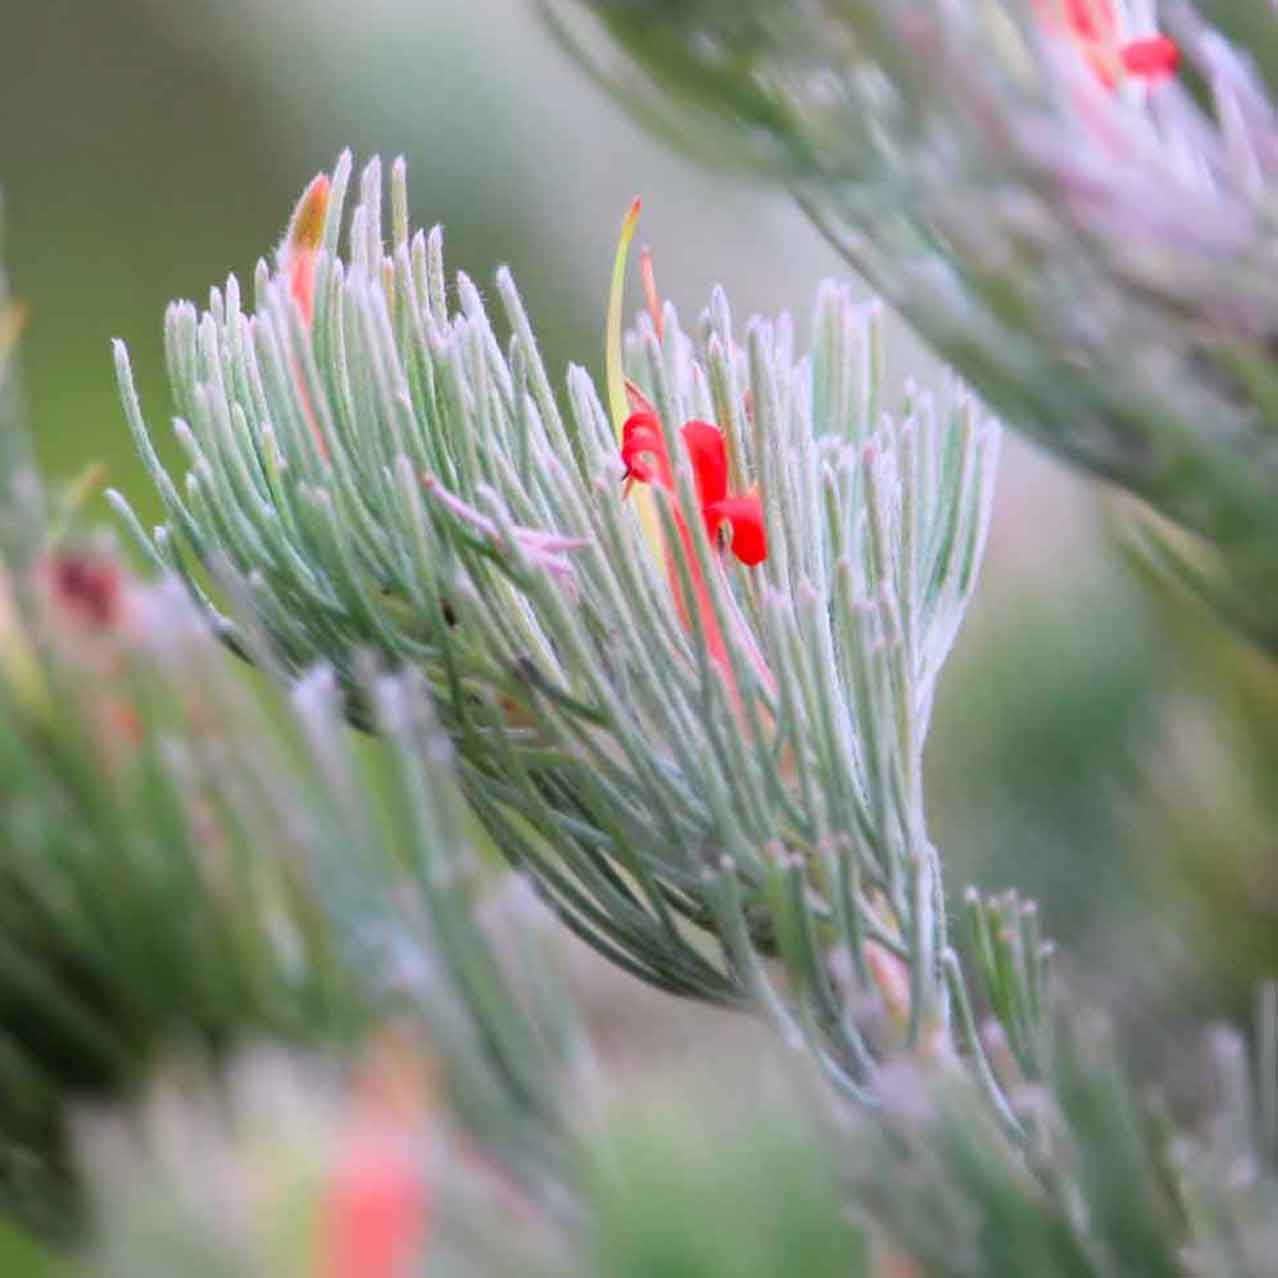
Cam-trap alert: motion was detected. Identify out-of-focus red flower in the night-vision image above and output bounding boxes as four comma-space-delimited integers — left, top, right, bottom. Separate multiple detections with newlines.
41, 552, 126, 632
1037, 0, 1179, 89
1120, 35, 1179, 81
33, 551, 143, 748
318, 1131, 426, 1278
317, 1037, 432, 1278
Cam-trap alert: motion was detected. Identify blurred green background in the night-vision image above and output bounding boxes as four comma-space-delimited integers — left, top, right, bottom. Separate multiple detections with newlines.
4, 0, 1274, 1070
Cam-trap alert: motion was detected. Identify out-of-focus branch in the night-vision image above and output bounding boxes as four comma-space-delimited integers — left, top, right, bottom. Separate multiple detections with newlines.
544, 0, 1278, 644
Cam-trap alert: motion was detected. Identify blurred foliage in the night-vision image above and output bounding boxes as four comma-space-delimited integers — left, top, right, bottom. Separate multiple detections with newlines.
589, 1083, 867, 1278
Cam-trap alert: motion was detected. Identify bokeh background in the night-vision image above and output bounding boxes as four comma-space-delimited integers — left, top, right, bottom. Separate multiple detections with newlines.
5, 0, 1275, 1079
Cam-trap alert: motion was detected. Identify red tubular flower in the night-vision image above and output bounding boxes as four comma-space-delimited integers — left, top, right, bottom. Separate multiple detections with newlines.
607, 214, 769, 697
620, 409, 767, 567
621, 403, 766, 690
620, 400, 769, 696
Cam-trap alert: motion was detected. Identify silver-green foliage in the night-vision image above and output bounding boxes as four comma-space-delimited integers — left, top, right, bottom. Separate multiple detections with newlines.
112, 154, 1002, 1103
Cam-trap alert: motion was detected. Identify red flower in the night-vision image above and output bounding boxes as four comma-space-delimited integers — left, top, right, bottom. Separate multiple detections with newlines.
618, 393, 768, 689
318, 1129, 426, 1278
620, 408, 767, 567
41, 552, 126, 632
1037, 0, 1179, 88
317, 1037, 433, 1278
605, 207, 770, 696
1063, 0, 1115, 44
1120, 35, 1179, 81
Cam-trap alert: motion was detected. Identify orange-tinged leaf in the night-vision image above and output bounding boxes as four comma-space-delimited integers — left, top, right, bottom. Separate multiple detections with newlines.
287, 173, 331, 256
